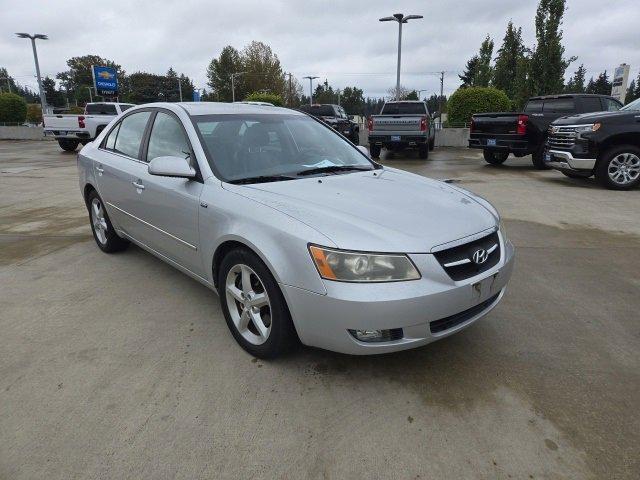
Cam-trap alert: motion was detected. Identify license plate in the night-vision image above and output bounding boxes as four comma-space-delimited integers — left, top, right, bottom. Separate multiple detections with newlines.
390, 135, 401, 142
471, 271, 500, 300
59, 131, 68, 136
545, 152, 552, 162
486, 138, 496, 146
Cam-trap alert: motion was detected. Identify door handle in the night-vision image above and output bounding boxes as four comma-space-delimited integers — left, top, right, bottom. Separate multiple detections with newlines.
132, 181, 145, 190
96, 165, 104, 173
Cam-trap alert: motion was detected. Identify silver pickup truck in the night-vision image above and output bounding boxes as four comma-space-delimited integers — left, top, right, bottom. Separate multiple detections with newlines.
367, 100, 436, 159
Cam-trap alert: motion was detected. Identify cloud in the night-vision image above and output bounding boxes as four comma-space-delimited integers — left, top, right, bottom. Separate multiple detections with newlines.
1, 0, 638, 99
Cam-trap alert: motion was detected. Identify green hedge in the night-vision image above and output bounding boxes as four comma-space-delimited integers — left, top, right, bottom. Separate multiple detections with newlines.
244, 92, 283, 106
0, 93, 28, 124
447, 87, 511, 125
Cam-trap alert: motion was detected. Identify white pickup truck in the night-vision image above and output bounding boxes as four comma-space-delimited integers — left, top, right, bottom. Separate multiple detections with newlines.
367, 100, 436, 159
43, 102, 134, 151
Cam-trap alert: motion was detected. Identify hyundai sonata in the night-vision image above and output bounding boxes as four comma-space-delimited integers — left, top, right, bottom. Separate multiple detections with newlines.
78, 102, 514, 358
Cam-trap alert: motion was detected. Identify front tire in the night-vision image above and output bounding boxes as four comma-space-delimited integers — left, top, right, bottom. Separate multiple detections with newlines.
483, 150, 508, 165
87, 190, 129, 253
595, 145, 640, 190
369, 144, 381, 159
218, 248, 298, 359
418, 143, 429, 159
429, 137, 435, 151
531, 145, 551, 170
58, 139, 79, 152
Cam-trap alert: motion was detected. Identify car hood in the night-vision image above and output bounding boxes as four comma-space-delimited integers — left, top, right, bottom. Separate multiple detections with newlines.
553, 110, 630, 124
224, 168, 498, 252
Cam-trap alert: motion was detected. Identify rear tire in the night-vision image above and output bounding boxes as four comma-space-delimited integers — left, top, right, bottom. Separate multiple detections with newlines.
350, 130, 359, 145
218, 248, 298, 359
595, 144, 640, 190
86, 190, 129, 253
369, 144, 381, 159
418, 143, 429, 159
531, 146, 551, 170
483, 150, 508, 165
428, 137, 435, 151
58, 139, 79, 152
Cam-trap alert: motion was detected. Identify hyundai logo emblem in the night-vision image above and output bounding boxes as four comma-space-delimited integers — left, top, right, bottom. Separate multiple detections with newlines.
472, 248, 489, 264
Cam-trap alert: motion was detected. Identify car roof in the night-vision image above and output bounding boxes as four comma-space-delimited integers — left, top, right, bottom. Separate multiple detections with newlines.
176, 102, 301, 116
384, 100, 424, 104
528, 94, 613, 100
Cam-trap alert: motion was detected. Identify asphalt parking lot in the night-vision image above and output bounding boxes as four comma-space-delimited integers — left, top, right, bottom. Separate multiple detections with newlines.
1, 140, 639, 479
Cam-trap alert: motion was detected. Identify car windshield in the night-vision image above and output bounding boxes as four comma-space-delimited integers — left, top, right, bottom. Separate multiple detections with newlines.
620, 98, 640, 111
381, 102, 426, 115
300, 105, 336, 117
193, 114, 373, 182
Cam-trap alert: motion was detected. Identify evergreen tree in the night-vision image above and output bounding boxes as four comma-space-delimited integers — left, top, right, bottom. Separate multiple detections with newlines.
586, 71, 611, 95
459, 56, 480, 88
626, 80, 637, 103
340, 86, 365, 115
565, 64, 586, 93
529, 0, 576, 95
493, 22, 526, 100
476, 36, 494, 87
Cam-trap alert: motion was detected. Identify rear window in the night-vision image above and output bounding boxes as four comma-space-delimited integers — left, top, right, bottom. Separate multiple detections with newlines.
299, 105, 336, 117
381, 102, 427, 115
581, 97, 603, 113
603, 98, 622, 111
85, 103, 117, 115
524, 100, 543, 112
543, 98, 575, 113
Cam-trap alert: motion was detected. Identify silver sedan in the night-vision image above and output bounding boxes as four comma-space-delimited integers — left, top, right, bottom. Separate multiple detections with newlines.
78, 102, 515, 358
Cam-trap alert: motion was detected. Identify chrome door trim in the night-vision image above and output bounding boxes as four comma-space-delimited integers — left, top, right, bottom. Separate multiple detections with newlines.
106, 202, 198, 251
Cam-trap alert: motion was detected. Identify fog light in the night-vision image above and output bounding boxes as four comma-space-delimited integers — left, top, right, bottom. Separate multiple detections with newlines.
348, 328, 403, 343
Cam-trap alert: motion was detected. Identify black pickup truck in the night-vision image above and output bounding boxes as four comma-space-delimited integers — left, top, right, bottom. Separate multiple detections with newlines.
545, 97, 640, 190
298, 104, 360, 144
468, 94, 623, 169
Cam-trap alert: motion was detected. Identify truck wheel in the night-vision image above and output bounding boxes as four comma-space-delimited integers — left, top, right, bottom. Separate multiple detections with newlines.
58, 139, 79, 152
531, 146, 551, 170
595, 145, 640, 190
350, 131, 360, 145
429, 137, 435, 151
483, 150, 508, 165
418, 144, 429, 159
369, 144, 381, 159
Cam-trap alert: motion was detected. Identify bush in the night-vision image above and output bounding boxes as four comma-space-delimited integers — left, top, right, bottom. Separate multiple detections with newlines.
243, 92, 283, 107
0, 92, 28, 124
447, 87, 511, 125
26, 103, 42, 124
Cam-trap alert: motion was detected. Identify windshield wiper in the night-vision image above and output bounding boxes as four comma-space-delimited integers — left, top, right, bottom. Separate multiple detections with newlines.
296, 165, 373, 176
228, 174, 297, 185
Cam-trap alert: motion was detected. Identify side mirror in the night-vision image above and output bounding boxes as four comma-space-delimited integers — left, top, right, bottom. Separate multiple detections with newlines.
148, 156, 196, 178
356, 145, 370, 158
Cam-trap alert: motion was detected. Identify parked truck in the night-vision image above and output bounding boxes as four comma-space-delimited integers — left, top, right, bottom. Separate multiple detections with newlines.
468, 94, 622, 169
43, 102, 134, 151
545, 97, 640, 190
367, 100, 436, 159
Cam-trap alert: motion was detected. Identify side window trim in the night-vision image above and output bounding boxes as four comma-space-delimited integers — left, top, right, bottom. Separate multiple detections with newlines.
98, 108, 154, 162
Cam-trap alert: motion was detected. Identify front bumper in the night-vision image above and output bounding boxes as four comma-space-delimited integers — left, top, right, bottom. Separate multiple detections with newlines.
545, 149, 596, 172
282, 233, 515, 355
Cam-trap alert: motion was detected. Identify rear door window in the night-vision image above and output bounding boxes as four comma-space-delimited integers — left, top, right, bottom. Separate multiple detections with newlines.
543, 98, 575, 113
112, 111, 151, 159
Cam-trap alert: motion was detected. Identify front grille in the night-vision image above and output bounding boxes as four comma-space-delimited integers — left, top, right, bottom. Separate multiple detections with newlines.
434, 232, 500, 281
547, 126, 577, 149
430, 293, 500, 334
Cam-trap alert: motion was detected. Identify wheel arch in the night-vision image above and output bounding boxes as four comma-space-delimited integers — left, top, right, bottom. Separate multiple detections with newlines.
598, 134, 640, 161
83, 182, 97, 208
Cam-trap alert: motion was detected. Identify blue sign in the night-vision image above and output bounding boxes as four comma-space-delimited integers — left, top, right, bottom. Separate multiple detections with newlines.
92, 66, 118, 96
193, 90, 201, 102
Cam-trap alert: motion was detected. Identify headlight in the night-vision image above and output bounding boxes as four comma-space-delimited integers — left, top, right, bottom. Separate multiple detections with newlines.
309, 245, 420, 282
575, 123, 601, 134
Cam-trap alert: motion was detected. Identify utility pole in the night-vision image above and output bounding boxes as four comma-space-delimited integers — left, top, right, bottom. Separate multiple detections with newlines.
287, 73, 292, 106
177, 77, 183, 102
16, 33, 48, 113
439, 71, 444, 128
303, 76, 318, 105
379, 14, 423, 100
231, 72, 246, 103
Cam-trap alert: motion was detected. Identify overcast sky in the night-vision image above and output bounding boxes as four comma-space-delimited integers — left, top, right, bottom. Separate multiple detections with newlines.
2, 0, 639, 99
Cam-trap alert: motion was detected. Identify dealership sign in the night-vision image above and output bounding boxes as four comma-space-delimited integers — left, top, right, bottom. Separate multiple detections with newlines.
611, 63, 630, 104
92, 65, 118, 96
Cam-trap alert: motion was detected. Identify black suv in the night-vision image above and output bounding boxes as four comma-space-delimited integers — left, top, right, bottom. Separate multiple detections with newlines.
298, 104, 360, 144
545, 97, 640, 190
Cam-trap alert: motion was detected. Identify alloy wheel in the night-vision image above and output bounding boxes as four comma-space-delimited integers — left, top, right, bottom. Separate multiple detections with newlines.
90, 198, 108, 245
225, 264, 272, 345
608, 153, 640, 186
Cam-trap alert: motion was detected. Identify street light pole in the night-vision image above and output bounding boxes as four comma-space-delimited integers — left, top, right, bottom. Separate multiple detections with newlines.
177, 77, 183, 102
16, 33, 48, 113
303, 76, 318, 105
379, 14, 423, 100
